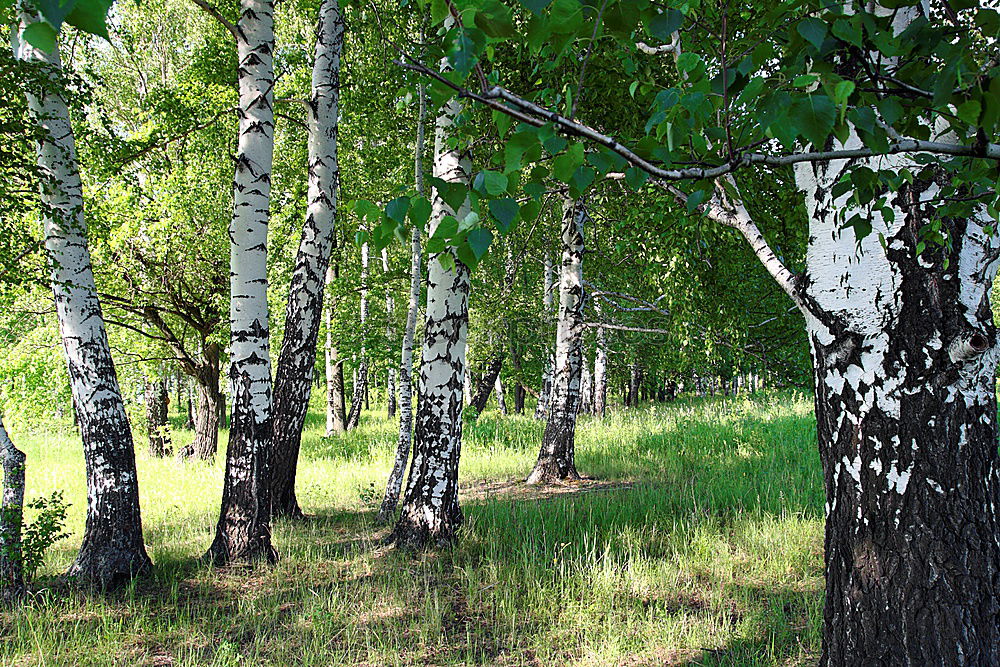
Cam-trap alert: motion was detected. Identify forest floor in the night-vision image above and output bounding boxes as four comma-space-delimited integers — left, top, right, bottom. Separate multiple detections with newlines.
0, 392, 823, 666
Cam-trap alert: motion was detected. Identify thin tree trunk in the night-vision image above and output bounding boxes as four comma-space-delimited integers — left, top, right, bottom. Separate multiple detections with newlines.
144, 378, 171, 457
378, 81, 426, 523
207, 0, 278, 566
346, 237, 370, 430
579, 356, 592, 415
534, 251, 555, 420
0, 417, 25, 605
494, 376, 507, 415
468, 354, 503, 418
270, 0, 343, 519
382, 248, 397, 419
185, 380, 195, 431
527, 199, 586, 485
13, 19, 151, 587
389, 87, 470, 549
324, 265, 348, 435
592, 298, 608, 419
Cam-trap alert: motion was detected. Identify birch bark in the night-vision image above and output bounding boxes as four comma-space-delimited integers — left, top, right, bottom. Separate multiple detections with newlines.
207, 0, 278, 565
390, 90, 470, 548
270, 0, 343, 519
0, 417, 25, 605
13, 21, 151, 586
527, 199, 586, 484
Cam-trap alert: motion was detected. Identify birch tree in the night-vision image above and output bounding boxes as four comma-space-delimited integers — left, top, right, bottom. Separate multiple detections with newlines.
389, 90, 471, 549
527, 198, 586, 484
0, 416, 25, 605
271, 0, 344, 519
394, 0, 1000, 658
13, 19, 151, 587
203, 0, 278, 565
378, 82, 427, 523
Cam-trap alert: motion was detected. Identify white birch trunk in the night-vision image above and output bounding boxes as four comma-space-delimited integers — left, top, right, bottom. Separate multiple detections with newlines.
0, 416, 26, 604
270, 0, 343, 518
390, 87, 470, 548
378, 82, 426, 523
13, 20, 151, 586
593, 302, 608, 418
528, 198, 586, 484
534, 251, 555, 419
381, 248, 397, 418
495, 376, 507, 415
207, 0, 278, 565
346, 237, 369, 429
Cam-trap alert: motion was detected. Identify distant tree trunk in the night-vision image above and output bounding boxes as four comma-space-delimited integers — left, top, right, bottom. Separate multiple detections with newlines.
513, 384, 525, 414
528, 199, 586, 485
184, 380, 195, 431
270, 0, 343, 519
592, 304, 608, 418
627, 363, 642, 407
579, 357, 592, 415
0, 417, 25, 605
382, 248, 397, 419
346, 238, 370, 430
390, 88, 470, 549
378, 81, 426, 523
14, 20, 151, 587
495, 376, 508, 415
145, 378, 171, 457
206, 0, 278, 566
468, 354, 503, 418
177, 343, 223, 460
534, 251, 555, 420
324, 265, 347, 436
463, 370, 473, 406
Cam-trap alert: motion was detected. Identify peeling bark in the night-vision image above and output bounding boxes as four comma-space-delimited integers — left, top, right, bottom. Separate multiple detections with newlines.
390, 90, 470, 549
270, 0, 343, 520
528, 199, 586, 485
0, 417, 25, 605
13, 19, 151, 587
207, 0, 278, 566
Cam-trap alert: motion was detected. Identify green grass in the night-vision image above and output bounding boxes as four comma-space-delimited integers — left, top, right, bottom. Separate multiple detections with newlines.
0, 392, 824, 666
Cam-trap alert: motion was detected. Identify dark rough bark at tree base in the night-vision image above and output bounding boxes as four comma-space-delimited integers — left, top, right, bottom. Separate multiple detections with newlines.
206, 387, 278, 566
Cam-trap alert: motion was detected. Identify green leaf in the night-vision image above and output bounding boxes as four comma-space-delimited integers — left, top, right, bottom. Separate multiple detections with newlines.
797, 17, 828, 51
570, 165, 596, 197
676, 52, 700, 73
431, 215, 459, 241
624, 167, 648, 191
518, 0, 553, 15
552, 143, 585, 183
467, 227, 493, 261
647, 9, 683, 41
792, 95, 836, 149
479, 170, 508, 196
22, 22, 58, 53
408, 196, 432, 230
686, 188, 708, 213
488, 198, 519, 233
33, 0, 77, 29
492, 109, 513, 137
385, 196, 410, 224
65, 0, 112, 39
956, 100, 981, 127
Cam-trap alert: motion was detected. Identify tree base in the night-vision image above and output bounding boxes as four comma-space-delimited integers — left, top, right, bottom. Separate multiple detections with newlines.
204, 536, 278, 567
66, 542, 152, 590
526, 457, 580, 486
387, 505, 462, 550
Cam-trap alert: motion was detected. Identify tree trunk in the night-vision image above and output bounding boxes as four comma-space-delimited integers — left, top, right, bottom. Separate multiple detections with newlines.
270, 0, 343, 520
0, 417, 25, 605
185, 382, 195, 431
382, 248, 397, 419
494, 376, 507, 415
579, 357, 592, 415
207, 0, 278, 566
13, 20, 151, 587
593, 306, 607, 418
627, 363, 642, 407
514, 384, 525, 414
389, 88, 470, 549
378, 81, 426, 524
178, 343, 222, 460
346, 237, 370, 430
527, 199, 586, 485
534, 251, 555, 420
787, 51, 1000, 657
324, 265, 348, 436
468, 354, 503, 417
144, 378, 171, 457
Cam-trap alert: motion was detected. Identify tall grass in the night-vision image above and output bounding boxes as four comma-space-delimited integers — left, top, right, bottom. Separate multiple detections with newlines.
0, 392, 823, 666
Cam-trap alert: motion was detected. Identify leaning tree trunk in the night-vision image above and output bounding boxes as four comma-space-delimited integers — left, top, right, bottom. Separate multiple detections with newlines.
468, 354, 503, 418
0, 416, 25, 605
13, 20, 151, 587
207, 0, 278, 566
181, 343, 223, 460
144, 378, 171, 457
527, 199, 586, 485
345, 238, 370, 430
389, 90, 471, 549
270, 0, 343, 519
378, 81, 427, 523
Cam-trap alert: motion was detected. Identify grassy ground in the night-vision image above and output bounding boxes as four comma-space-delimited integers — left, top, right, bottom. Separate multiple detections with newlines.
0, 392, 824, 666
